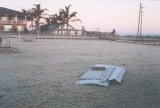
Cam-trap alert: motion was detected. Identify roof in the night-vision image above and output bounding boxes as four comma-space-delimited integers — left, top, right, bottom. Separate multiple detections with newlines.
0, 7, 23, 16
48, 23, 59, 30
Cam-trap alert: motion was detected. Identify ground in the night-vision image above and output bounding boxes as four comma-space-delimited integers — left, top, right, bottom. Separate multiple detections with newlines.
0, 39, 160, 108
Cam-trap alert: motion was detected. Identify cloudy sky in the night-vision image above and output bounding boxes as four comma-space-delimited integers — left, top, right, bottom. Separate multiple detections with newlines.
0, 0, 160, 35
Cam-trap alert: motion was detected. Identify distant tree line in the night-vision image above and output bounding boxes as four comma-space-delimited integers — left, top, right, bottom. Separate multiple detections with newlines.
22, 4, 81, 34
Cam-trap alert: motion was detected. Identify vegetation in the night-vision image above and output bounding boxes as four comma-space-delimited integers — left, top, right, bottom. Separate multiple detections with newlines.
22, 9, 34, 31
59, 5, 81, 34
31, 4, 48, 31
22, 4, 81, 33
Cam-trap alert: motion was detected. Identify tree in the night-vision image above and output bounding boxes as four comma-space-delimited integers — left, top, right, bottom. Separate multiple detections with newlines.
59, 5, 81, 35
21, 9, 28, 23
31, 4, 48, 32
28, 10, 36, 32
56, 11, 65, 34
40, 17, 49, 33
21, 9, 34, 31
50, 14, 59, 24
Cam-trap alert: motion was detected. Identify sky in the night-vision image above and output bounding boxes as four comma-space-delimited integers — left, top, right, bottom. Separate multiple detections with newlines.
0, 0, 160, 35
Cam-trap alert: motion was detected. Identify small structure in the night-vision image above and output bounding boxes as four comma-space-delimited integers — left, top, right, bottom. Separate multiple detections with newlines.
0, 7, 27, 32
77, 64, 125, 86
47, 24, 85, 36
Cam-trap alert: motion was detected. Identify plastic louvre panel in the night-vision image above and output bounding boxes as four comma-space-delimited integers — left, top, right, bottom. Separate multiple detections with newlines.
93, 70, 105, 80
77, 79, 109, 86
79, 70, 89, 80
95, 65, 111, 79
100, 67, 115, 83
79, 68, 105, 80
109, 67, 122, 81
89, 70, 97, 79
99, 66, 111, 80
97, 71, 105, 80
86, 70, 96, 80
81, 71, 104, 80
90, 71, 97, 80
81, 70, 90, 79
107, 67, 117, 80
114, 68, 125, 83
77, 80, 100, 84
79, 65, 111, 81
77, 64, 125, 86
108, 67, 125, 83
79, 68, 92, 79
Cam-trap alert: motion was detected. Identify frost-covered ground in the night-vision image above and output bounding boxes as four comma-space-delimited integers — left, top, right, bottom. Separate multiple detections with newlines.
0, 39, 160, 108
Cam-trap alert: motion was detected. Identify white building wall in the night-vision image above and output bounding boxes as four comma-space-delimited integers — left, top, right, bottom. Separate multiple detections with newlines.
4, 25, 12, 31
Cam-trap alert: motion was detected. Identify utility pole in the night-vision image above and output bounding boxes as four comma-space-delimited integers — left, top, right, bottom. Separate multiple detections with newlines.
137, 3, 144, 39
137, 3, 141, 38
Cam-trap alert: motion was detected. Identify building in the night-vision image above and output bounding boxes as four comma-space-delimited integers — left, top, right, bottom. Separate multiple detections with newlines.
47, 25, 86, 36
0, 7, 26, 32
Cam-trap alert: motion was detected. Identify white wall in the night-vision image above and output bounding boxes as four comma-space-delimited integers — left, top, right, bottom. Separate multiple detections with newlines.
4, 25, 12, 31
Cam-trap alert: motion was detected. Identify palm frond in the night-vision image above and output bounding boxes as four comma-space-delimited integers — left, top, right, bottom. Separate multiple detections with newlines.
71, 19, 82, 23
69, 12, 77, 19
68, 24, 75, 29
65, 5, 71, 12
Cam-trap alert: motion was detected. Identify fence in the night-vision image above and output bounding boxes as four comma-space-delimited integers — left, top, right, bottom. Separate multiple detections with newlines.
0, 33, 22, 53
0, 31, 159, 44
123, 36, 160, 42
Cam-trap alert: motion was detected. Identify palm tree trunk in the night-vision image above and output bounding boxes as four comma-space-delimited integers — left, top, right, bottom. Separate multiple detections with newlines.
61, 24, 62, 35
31, 20, 33, 32
67, 20, 69, 36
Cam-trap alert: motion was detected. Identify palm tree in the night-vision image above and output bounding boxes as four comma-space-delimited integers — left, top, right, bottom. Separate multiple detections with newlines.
28, 10, 36, 32
50, 14, 58, 24
56, 11, 65, 34
21, 9, 28, 31
21, 9, 27, 22
21, 9, 35, 31
31, 4, 48, 32
40, 17, 50, 32
59, 5, 81, 35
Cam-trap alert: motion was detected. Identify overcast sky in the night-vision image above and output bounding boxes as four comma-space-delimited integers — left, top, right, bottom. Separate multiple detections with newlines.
0, 0, 160, 35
